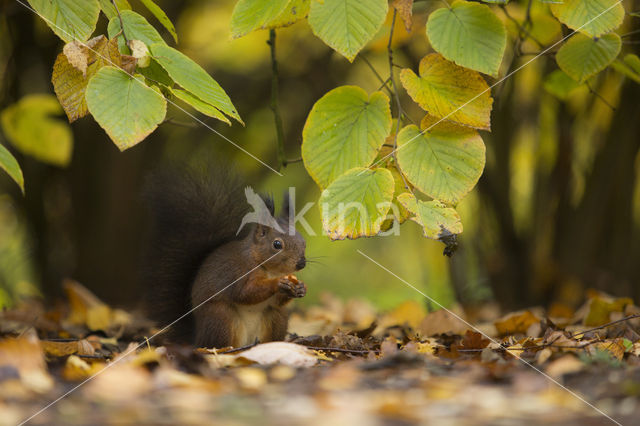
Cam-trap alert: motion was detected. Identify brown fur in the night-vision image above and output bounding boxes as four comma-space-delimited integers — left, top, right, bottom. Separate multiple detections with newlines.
190, 223, 306, 348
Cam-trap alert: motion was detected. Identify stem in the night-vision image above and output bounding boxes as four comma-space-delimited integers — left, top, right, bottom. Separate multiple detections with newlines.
569, 313, 640, 339
268, 29, 287, 170
161, 117, 198, 128
360, 55, 393, 96
387, 10, 412, 191
112, 0, 129, 46
306, 346, 379, 354
500, 4, 542, 48
586, 81, 616, 112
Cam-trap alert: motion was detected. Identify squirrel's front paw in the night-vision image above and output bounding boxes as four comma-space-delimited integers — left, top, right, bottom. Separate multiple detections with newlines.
278, 278, 307, 298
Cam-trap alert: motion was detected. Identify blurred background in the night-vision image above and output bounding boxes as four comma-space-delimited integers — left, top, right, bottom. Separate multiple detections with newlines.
0, 0, 639, 313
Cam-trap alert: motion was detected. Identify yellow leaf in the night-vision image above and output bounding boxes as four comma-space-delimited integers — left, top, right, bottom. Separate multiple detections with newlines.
584, 295, 633, 327
392, 0, 413, 32
62, 355, 94, 381
593, 339, 625, 361
494, 310, 540, 335
42, 339, 95, 357
382, 300, 427, 329
0, 332, 53, 392
0, 94, 73, 166
52, 35, 123, 123
546, 355, 584, 378
400, 53, 493, 130
63, 279, 113, 331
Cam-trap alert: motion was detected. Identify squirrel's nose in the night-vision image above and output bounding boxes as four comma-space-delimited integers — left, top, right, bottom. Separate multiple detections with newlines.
295, 257, 306, 270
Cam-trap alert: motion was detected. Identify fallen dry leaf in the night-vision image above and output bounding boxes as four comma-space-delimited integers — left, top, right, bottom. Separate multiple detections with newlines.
236, 342, 317, 367
494, 310, 540, 335
0, 331, 53, 392
546, 355, 584, 378
419, 308, 469, 336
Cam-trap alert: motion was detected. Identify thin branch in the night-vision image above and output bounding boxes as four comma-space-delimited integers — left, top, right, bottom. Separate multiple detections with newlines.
360, 55, 393, 96
161, 117, 198, 128
500, 4, 543, 48
112, 0, 129, 46
519, 50, 557, 57
306, 346, 379, 354
569, 313, 640, 339
216, 339, 260, 354
586, 81, 616, 111
620, 29, 640, 38
387, 9, 412, 192
268, 29, 287, 170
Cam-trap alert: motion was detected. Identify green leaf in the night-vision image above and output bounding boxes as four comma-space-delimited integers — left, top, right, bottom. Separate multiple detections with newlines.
266, 0, 310, 29
556, 33, 621, 83
0, 143, 24, 193
149, 43, 242, 124
139, 0, 178, 43
400, 53, 493, 130
27, 0, 100, 43
308, 0, 388, 62
107, 10, 166, 53
396, 120, 485, 204
611, 54, 640, 83
397, 193, 462, 239
85, 67, 166, 150
302, 86, 392, 188
319, 167, 395, 240
426, 1, 507, 76
139, 58, 174, 87
623, 338, 633, 352
0, 94, 73, 167
98, 0, 131, 20
543, 69, 583, 99
230, 0, 291, 38
550, 0, 625, 37
169, 87, 230, 125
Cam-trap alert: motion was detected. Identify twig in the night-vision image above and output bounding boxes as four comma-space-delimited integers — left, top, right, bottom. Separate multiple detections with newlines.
500, 4, 543, 48
586, 81, 616, 111
456, 337, 606, 354
112, 0, 129, 47
620, 29, 640, 38
216, 340, 260, 354
569, 313, 640, 339
387, 10, 413, 192
360, 55, 393, 96
268, 29, 287, 170
161, 117, 198, 128
306, 346, 379, 354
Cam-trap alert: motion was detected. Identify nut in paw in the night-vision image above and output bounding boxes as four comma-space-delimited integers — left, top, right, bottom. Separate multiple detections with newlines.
279, 277, 307, 298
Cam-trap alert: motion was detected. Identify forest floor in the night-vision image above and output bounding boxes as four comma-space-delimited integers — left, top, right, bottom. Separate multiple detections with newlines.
1, 280, 639, 425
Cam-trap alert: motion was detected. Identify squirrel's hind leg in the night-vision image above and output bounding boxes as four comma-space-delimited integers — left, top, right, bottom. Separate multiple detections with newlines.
266, 307, 289, 342
193, 301, 236, 349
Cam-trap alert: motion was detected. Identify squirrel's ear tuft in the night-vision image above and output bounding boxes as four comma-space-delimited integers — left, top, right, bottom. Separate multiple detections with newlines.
261, 193, 275, 216
281, 190, 291, 219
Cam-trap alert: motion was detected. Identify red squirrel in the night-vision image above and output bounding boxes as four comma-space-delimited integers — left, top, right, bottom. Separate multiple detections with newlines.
142, 165, 307, 348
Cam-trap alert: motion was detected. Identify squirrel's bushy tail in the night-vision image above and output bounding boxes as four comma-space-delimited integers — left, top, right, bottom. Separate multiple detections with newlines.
142, 164, 250, 343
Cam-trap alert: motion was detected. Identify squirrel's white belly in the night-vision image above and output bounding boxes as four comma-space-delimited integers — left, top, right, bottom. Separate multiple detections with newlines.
234, 298, 273, 347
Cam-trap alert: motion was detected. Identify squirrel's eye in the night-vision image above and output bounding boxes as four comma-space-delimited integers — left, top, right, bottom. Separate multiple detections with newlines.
273, 239, 283, 250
